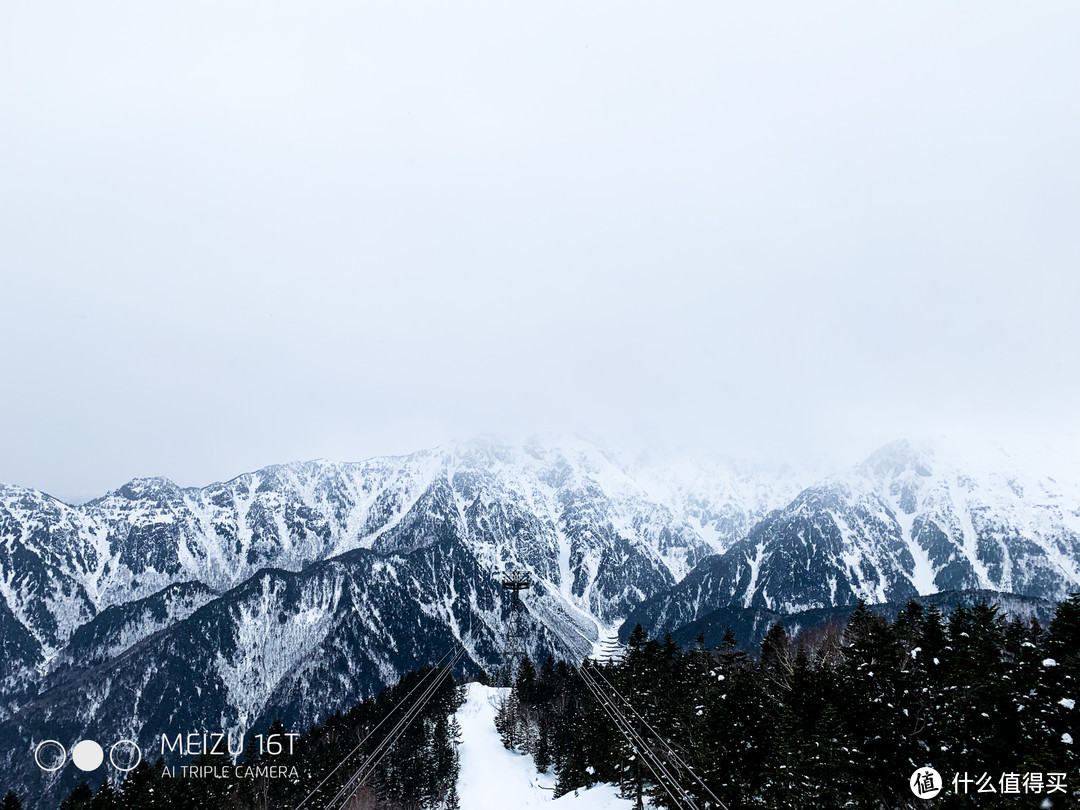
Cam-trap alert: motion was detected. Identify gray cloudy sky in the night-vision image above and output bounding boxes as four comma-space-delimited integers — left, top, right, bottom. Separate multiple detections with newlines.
1, 2, 1078, 502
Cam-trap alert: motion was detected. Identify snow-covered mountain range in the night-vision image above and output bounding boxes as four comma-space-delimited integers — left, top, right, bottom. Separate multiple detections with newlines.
623, 437, 1080, 638
1, 435, 1077, 803
0, 437, 806, 801
0, 439, 803, 702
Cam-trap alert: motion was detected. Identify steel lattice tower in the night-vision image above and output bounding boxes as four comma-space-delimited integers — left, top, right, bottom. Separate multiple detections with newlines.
500, 568, 531, 683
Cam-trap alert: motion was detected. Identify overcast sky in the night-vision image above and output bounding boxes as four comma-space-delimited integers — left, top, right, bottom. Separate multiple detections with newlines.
1, 2, 1078, 502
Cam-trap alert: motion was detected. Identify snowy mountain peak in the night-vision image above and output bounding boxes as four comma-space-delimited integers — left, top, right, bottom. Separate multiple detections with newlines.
106, 476, 185, 503
858, 438, 935, 480
623, 436, 1080, 638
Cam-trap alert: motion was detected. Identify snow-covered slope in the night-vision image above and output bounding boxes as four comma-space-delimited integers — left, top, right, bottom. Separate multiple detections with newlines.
624, 437, 1080, 637
0, 438, 803, 686
455, 682, 637, 810
0, 436, 808, 804
624, 452, 814, 554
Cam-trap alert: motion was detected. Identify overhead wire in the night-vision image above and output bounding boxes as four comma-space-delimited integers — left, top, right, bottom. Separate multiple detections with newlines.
576, 659, 695, 810
328, 642, 471, 809
322, 635, 473, 810
295, 643, 460, 807
323, 641, 469, 809
292, 638, 466, 810
551, 617, 728, 809
589, 661, 731, 810
545, 622, 701, 810
324, 653, 460, 809
295, 591, 727, 810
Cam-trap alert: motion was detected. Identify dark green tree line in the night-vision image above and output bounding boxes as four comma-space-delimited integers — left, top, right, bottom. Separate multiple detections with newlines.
503, 596, 1080, 809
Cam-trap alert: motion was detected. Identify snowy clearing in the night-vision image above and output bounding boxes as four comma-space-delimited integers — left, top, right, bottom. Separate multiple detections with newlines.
455, 682, 639, 810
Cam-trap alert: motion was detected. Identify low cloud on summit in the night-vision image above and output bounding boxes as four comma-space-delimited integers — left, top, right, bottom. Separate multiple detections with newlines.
1, 2, 1078, 501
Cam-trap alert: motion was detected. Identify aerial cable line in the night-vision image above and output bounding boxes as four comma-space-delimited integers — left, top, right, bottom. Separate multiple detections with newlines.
576, 660, 695, 810
293, 643, 459, 810
552, 619, 726, 810
325, 639, 470, 808
582, 662, 700, 810
577, 668, 678, 807
574, 661, 682, 808
589, 666, 728, 810
544, 623, 699, 810
589, 662, 731, 810
547, 626, 694, 809
325, 641, 470, 810
322, 640, 469, 810
325, 651, 461, 808
292, 639, 465, 810
323, 636, 473, 810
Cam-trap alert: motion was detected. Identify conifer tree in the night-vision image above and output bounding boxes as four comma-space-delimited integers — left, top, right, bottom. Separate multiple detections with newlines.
700, 627, 773, 806
516, 656, 537, 704
760, 622, 794, 693
59, 783, 94, 810
501, 601, 1075, 809
1038, 592, 1080, 772
719, 626, 738, 651
186, 751, 233, 805
90, 780, 118, 810
445, 776, 461, 810
0, 792, 22, 810
765, 643, 855, 809
1001, 615, 1055, 778
894, 599, 924, 647
920, 604, 947, 661
495, 689, 523, 750
117, 760, 162, 810
838, 603, 904, 806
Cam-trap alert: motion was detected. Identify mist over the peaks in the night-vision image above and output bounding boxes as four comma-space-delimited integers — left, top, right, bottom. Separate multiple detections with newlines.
1, 2, 1077, 502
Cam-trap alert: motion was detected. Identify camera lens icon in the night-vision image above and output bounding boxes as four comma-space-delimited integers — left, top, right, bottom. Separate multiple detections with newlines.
33, 740, 66, 772
109, 740, 142, 771
34, 739, 141, 773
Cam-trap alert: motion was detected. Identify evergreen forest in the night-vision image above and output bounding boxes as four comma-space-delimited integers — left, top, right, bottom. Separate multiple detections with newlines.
497, 595, 1080, 809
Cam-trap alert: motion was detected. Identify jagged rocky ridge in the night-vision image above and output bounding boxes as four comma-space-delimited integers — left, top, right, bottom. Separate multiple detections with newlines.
0, 438, 805, 803
1, 435, 1078, 805
623, 438, 1080, 640
0, 440, 800, 692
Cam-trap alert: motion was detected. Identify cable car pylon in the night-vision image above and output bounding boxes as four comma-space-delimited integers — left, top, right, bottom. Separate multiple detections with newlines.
500, 566, 531, 684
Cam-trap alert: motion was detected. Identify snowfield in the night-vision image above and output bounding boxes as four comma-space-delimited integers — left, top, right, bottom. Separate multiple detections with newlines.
455, 683, 640, 810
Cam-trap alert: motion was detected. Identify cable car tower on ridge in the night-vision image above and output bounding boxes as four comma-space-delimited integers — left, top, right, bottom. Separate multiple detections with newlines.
500, 567, 531, 683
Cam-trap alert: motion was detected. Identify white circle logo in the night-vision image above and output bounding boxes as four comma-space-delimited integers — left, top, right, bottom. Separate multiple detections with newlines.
71, 740, 104, 771
910, 767, 942, 799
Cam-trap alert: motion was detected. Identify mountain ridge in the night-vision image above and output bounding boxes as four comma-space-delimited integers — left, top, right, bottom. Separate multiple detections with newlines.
622, 437, 1080, 640
1, 434, 1078, 806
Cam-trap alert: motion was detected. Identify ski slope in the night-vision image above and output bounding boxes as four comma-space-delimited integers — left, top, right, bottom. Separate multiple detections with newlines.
455, 683, 640, 810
